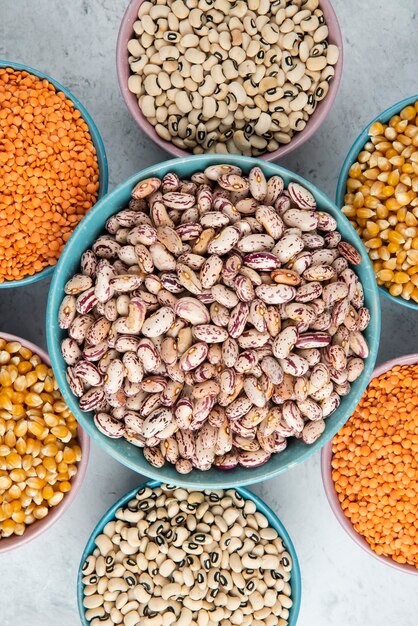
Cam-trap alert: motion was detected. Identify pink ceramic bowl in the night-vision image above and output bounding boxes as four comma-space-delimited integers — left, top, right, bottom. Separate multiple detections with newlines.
321, 353, 418, 576
0, 332, 89, 553
116, 0, 343, 161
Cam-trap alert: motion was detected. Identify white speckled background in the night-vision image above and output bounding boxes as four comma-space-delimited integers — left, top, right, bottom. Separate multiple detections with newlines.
1, 1, 418, 625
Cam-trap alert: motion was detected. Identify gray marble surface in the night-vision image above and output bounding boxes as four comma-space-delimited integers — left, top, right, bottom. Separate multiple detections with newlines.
1, 1, 418, 625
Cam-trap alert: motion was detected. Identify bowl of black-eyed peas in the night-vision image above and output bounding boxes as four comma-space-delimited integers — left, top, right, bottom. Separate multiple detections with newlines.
116, 0, 343, 160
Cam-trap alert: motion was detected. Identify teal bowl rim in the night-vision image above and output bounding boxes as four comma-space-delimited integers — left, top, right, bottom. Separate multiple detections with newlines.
46, 154, 381, 489
0, 59, 109, 289
336, 94, 418, 311
77, 480, 302, 626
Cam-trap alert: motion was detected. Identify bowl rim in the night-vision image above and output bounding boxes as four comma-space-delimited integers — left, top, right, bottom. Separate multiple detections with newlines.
46, 153, 381, 489
0, 332, 90, 553
0, 59, 109, 289
77, 479, 302, 625
321, 352, 418, 576
335, 94, 418, 311
116, 0, 343, 161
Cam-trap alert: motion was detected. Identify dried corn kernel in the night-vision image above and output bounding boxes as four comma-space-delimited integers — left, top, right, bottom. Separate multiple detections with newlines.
9, 469, 26, 483
369, 121, 384, 136
0, 476, 12, 490
11, 511, 25, 524
388, 231, 405, 244
365, 237, 382, 249
33, 506, 48, 520
28, 421, 47, 439
389, 283, 403, 296
48, 492, 64, 507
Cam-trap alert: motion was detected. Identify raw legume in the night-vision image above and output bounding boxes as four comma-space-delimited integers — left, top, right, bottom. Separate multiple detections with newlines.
0, 337, 81, 538
81, 485, 294, 625
58, 163, 370, 474
341, 100, 418, 303
332, 362, 418, 567
127, 0, 339, 157
0, 68, 100, 283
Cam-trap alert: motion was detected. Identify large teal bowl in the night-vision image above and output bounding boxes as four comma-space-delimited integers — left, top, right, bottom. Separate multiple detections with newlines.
77, 480, 302, 626
0, 60, 109, 289
46, 155, 381, 488
336, 95, 418, 311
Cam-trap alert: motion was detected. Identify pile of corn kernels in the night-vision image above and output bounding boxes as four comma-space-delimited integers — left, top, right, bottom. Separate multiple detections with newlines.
342, 101, 418, 303
0, 337, 81, 538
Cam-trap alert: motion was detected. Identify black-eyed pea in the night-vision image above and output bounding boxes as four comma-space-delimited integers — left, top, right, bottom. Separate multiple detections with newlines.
82, 555, 96, 576
83, 593, 105, 610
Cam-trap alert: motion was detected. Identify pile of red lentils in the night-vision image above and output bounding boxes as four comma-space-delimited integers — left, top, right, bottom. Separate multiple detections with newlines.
0, 67, 100, 283
332, 362, 418, 568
